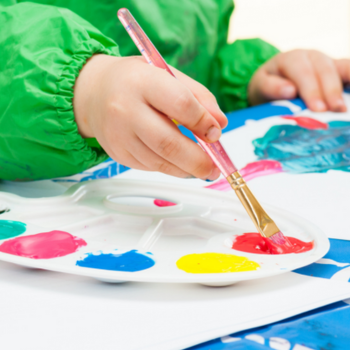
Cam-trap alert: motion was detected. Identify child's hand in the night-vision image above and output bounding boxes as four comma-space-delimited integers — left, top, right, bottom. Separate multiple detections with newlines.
248, 49, 350, 112
74, 55, 227, 180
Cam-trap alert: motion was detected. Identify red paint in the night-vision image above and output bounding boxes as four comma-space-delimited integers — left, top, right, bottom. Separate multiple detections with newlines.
154, 199, 176, 207
231, 232, 313, 255
282, 116, 328, 130
0, 230, 87, 259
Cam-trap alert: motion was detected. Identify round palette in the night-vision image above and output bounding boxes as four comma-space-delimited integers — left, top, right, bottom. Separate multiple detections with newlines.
0, 179, 329, 286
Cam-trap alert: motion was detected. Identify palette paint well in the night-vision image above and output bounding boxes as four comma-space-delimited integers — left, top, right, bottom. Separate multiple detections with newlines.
0, 230, 87, 259
231, 232, 314, 255
176, 253, 260, 274
0, 220, 26, 240
76, 250, 155, 272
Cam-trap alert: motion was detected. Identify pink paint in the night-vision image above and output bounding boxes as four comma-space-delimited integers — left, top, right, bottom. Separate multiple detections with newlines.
231, 232, 314, 255
154, 160, 284, 207
205, 160, 283, 192
205, 179, 231, 192
0, 230, 87, 259
153, 199, 177, 207
239, 160, 283, 181
282, 116, 328, 130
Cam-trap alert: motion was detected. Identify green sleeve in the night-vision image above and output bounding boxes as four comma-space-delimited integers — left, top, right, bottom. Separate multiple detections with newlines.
210, 39, 280, 113
0, 2, 120, 181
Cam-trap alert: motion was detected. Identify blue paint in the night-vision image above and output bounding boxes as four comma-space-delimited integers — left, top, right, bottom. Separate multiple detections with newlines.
224, 98, 306, 132
253, 121, 350, 174
294, 238, 350, 281
0, 220, 26, 240
76, 249, 155, 272
188, 301, 350, 350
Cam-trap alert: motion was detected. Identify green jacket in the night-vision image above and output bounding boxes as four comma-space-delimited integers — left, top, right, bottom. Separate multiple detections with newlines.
0, 0, 279, 181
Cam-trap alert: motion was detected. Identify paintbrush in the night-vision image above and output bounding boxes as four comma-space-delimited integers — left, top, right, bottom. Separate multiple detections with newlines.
117, 8, 291, 247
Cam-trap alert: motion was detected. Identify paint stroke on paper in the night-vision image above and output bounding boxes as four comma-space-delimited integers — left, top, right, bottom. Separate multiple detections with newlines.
176, 253, 260, 274
282, 115, 328, 129
76, 250, 155, 272
254, 120, 350, 174
231, 232, 313, 255
0, 220, 26, 240
0, 230, 87, 259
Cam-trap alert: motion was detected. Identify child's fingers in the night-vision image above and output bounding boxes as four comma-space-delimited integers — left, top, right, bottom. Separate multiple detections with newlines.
134, 105, 220, 180
127, 136, 193, 178
334, 59, 350, 84
310, 53, 346, 112
171, 66, 228, 129
143, 66, 222, 143
249, 68, 297, 105
271, 51, 327, 112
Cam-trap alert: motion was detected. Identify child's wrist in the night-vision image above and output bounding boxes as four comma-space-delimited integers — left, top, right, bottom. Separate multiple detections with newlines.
73, 54, 119, 138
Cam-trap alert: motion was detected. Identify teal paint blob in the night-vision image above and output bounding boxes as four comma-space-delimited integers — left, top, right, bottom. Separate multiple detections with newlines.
0, 220, 26, 240
76, 250, 155, 272
253, 121, 350, 174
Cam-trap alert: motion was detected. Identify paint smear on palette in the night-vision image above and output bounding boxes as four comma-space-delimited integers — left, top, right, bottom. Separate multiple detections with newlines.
176, 253, 260, 274
76, 250, 155, 272
153, 199, 176, 207
0, 230, 87, 259
0, 220, 26, 240
231, 232, 313, 255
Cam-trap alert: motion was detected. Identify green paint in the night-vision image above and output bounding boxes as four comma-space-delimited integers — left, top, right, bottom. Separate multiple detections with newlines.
0, 220, 26, 240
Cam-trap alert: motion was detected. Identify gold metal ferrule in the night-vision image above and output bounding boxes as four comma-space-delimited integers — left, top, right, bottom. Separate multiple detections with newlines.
227, 171, 280, 238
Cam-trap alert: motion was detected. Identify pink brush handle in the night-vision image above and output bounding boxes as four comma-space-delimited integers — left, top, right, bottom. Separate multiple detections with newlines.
117, 8, 237, 177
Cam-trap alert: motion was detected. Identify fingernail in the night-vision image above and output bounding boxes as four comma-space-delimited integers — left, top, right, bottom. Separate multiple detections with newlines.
334, 98, 347, 112
280, 85, 295, 99
312, 99, 327, 112
205, 179, 214, 182
206, 126, 221, 142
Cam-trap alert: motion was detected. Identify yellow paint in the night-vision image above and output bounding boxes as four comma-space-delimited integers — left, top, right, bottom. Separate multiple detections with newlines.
176, 253, 260, 274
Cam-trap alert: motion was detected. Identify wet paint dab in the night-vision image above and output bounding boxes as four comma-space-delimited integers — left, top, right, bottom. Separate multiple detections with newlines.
76, 250, 155, 272
0, 230, 87, 259
176, 253, 260, 274
231, 232, 313, 255
0, 220, 26, 240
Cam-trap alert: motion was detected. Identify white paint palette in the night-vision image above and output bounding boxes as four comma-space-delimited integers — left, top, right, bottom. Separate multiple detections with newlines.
0, 179, 329, 286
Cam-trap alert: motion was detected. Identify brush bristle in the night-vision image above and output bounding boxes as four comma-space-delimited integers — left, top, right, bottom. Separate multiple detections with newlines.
269, 231, 289, 245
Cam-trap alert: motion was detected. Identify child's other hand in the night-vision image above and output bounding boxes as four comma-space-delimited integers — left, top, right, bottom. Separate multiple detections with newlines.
249, 49, 350, 112
74, 55, 227, 180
